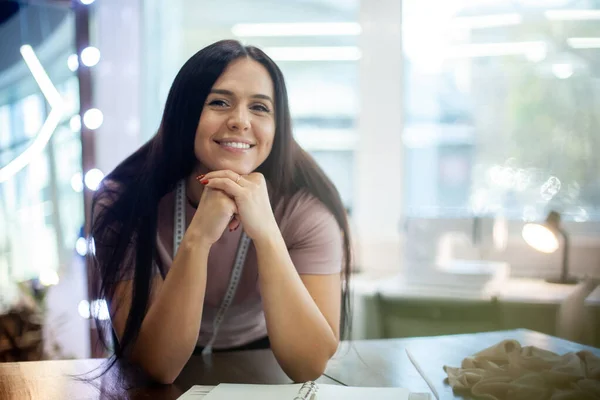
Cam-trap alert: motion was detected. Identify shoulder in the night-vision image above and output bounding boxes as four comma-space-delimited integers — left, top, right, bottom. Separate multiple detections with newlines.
274, 190, 343, 274
275, 190, 341, 247
275, 189, 330, 222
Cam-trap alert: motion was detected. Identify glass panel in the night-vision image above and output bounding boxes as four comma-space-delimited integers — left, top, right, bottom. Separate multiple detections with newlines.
142, 0, 359, 211
21, 94, 44, 138
0, 104, 9, 178
0, 3, 82, 313
311, 150, 354, 212
402, 0, 600, 222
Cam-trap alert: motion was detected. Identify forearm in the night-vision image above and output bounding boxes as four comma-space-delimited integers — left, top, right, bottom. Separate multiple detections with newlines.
131, 236, 209, 383
254, 234, 339, 382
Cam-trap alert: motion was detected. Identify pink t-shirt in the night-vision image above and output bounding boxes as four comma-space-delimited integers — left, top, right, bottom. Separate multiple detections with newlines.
145, 188, 341, 349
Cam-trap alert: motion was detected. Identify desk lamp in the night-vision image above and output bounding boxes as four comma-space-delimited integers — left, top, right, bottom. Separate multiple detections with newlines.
522, 210, 578, 284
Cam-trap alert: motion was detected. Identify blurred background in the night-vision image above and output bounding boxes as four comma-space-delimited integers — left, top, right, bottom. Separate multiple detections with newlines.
0, 0, 599, 361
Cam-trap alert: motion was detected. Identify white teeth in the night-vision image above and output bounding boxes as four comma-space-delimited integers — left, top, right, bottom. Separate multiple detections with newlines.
220, 142, 251, 149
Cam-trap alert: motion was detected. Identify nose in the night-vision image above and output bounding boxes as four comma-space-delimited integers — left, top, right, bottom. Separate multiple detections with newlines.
226, 106, 250, 132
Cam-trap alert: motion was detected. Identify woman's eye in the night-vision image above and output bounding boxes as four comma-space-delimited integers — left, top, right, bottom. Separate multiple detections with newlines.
209, 99, 228, 107
252, 104, 270, 113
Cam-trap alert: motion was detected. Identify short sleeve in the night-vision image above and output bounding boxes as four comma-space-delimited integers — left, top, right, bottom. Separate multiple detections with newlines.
279, 192, 343, 275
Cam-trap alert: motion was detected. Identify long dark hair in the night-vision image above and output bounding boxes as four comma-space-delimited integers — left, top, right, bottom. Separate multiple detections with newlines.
91, 40, 352, 364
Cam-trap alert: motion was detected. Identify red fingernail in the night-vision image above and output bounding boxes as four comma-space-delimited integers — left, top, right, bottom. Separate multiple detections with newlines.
234, 225, 239, 231
196, 174, 205, 180
229, 227, 233, 232
200, 179, 208, 185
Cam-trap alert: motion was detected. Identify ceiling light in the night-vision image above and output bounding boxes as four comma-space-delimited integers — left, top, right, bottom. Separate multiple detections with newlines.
83, 108, 103, 130
70, 172, 84, 192
545, 9, 600, 21
0, 46, 64, 183
67, 54, 79, 71
80, 46, 100, 67
450, 14, 522, 29
232, 22, 361, 37
445, 41, 546, 58
567, 37, 600, 49
263, 46, 361, 61
84, 168, 104, 191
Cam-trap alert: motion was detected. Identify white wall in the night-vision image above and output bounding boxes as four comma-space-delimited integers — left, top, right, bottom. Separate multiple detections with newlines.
353, 0, 404, 273
93, 0, 143, 174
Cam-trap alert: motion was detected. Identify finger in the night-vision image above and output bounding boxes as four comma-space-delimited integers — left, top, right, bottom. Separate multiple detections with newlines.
202, 177, 245, 198
228, 216, 240, 232
199, 170, 246, 185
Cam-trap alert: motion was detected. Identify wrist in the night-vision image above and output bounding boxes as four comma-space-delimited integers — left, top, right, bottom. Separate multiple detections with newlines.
179, 231, 213, 254
252, 224, 284, 252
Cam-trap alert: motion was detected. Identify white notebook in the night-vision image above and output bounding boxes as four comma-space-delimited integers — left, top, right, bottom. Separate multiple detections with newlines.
177, 383, 431, 400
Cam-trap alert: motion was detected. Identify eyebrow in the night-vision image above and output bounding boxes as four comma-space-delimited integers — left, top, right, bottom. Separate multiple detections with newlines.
210, 89, 273, 103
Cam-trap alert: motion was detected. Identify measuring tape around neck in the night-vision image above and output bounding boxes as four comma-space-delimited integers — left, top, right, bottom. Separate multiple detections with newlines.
174, 179, 251, 354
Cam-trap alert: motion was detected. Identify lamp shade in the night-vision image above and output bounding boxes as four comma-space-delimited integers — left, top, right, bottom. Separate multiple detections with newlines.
522, 223, 559, 253
522, 210, 562, 253
521, 211, 577, 284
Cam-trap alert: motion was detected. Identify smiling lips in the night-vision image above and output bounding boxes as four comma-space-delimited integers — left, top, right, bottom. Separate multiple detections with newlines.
214, 140, 255, 152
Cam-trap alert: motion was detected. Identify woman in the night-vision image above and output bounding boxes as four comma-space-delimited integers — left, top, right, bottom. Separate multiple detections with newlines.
91, 40, 351, 384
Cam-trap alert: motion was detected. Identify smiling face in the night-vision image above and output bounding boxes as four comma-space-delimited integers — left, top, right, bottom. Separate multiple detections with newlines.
194, 57, 276, 175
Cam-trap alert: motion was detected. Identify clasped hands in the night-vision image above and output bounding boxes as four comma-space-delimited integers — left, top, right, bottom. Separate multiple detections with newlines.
191, 170, 279, 246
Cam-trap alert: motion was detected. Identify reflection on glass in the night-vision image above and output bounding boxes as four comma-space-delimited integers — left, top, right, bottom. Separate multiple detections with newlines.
0, 5, 83, 309
402, 0, 600, 222
20, 94, 44, 138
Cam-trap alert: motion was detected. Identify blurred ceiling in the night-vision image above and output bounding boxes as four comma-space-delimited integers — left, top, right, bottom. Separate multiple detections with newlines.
0, 1, 70, 75
0, 1, 20, 27
182, 0, 359, 27
0, 0, 71, 27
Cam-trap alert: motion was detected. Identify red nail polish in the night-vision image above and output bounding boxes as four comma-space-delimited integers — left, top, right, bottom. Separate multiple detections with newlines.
234, 225, 239, 231
229, 227, 233, 232
200, 179, 209, 185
